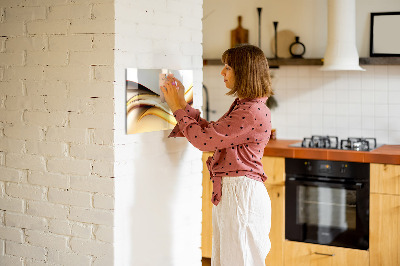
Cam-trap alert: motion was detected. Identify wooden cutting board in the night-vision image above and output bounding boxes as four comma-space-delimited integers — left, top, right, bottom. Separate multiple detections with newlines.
231, 16, 249, 48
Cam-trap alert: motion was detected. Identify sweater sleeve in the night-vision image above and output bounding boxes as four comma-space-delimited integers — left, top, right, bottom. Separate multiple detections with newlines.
168, 104, 211, 138
172, 106, 256, 152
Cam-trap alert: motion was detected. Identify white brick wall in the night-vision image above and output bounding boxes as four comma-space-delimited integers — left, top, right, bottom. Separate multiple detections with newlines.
114, 0, 203, 266
1, 0, 204, 265
0, 0, 115, 265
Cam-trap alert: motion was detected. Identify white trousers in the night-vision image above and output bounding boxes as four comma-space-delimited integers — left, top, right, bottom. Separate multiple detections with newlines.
211, 176, 271, 266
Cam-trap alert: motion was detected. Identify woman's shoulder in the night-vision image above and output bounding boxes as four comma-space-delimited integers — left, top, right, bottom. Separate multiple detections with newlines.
239, 98, 269, 112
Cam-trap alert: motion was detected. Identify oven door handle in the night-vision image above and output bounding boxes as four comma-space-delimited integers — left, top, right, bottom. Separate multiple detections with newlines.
286, 177, 364, 189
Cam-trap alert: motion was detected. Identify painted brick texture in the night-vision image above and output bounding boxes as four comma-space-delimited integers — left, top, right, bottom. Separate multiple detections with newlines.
0, 0, 115, 265
113, 0, 203, 265
1, 0, 204, 265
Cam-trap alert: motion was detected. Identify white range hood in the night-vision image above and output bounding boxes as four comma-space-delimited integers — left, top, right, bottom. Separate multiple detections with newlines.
320, 0, 365, 71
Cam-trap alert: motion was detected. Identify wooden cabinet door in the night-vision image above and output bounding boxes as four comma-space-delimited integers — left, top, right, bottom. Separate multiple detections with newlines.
265, 184, 285, 266
202, 152, 213, 258
370, 163, 400, 195
284, 241, 369, 266
262, 156, 285, 186
370, 193, 400, 266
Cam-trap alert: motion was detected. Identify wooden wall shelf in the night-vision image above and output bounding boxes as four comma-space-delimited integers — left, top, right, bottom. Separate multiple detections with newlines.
203, 57, 400, 67
203, 58, 323, 67
359, 57, 400, 65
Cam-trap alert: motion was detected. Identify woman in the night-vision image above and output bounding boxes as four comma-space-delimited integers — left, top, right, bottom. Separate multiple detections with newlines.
161, 44, 273, 266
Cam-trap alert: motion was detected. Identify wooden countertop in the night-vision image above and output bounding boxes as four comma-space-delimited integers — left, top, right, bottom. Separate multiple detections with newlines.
263, 139, 400, 165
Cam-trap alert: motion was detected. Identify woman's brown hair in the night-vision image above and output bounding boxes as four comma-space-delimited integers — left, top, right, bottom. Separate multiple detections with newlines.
221, 44, 273, 99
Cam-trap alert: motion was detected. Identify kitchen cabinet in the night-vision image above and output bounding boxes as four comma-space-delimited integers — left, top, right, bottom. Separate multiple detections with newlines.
201, 154, 286, 265
370, 163, 400, 266
284, 241, 369, 266
370, 163, 400, 195
202, 152, 213, 258
202, 156, 400, 265
261, 156, 285, 266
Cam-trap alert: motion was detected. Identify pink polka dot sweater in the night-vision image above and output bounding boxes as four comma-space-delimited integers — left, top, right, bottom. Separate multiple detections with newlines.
168, 97, 271, 206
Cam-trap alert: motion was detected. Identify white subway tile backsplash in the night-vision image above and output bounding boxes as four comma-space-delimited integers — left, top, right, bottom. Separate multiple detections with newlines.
336, 128, 349, 139
309, 66, 323, 77
362, 65, 375, 74
298, 89, 313, 103
273, 76, 286, 90
388, 104, 400, 117
323, 115, 336, 129
322, 70, 335, 78
336, 103, 349, 116
297, 102, 312, 115
310, 77, 324, 89
348, 116, 362, 129
388, 131, 400, 143
296, 127, 312, 138
361, 90, 375, 104
388, 76, 400, 91
361, 104, 375, 117
375, 104, 389, 117
335, 74, 349, 90
374, 117, 389, 129
298, 77, 311, 89
285, 66, 298, 77
374, 65, 388, 77
298, 67, 312, 78
388, 65, 400, 76
336, 116, 348, 129
286, 77, 299, 89
204, 65, 400, 144
348, 71, 362, 90
374, 77, 388, 91
348, 90, 362, 103
287, 113, 300, 127
362, 129, 376, 138
374, 117, 389, 135
336, 90, 349, 103
362, 116, 375, 130
349, 128, 363, 137
374, 130, 389, 144
374, 90, 388, 104
323, 103, 336, 115
323, 87, 336, 103
388, 91, 400, 104
389, 117, 400, 131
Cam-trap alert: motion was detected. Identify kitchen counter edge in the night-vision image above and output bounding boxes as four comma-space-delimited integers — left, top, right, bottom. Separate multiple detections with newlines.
263, 139, 400, 165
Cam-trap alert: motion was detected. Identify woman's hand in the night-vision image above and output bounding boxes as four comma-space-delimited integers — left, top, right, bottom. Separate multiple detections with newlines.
160, 78, 184, 113
170, 76, 187, 108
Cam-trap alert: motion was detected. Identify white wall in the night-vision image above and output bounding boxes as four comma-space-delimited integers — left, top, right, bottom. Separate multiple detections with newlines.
271, 65, 400, 144
203, 0, 400, 58
203, 0, 400, 145
113, 0, 204, 265
204, 64, 400, 144
0, 0, 115, 265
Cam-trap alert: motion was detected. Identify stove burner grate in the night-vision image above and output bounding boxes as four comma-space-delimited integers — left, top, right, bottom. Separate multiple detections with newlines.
301, 135, 339, 149
340, 137, 377, 151
298, 136, 378, 151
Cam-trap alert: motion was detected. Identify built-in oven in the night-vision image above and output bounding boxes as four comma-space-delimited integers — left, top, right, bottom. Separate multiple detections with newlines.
285, 158, 369, 250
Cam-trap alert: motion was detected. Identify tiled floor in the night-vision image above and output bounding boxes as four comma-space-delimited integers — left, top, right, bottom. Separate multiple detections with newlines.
202, 257, 211, 266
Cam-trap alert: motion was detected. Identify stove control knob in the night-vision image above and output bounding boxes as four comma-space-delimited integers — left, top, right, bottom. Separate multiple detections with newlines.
304, 161, 312, 171
340, 164, 347, 174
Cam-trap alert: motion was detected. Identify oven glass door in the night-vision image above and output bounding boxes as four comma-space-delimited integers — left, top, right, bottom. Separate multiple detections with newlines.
286, 179, 369, 250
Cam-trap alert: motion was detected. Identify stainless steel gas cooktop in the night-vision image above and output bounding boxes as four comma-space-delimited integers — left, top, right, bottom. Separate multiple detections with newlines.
289, 135, 383, 151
